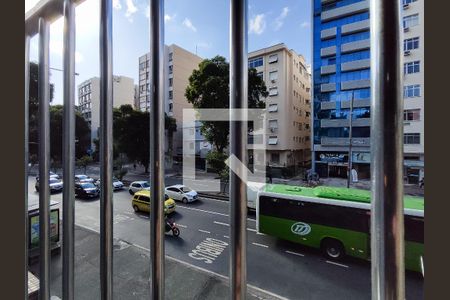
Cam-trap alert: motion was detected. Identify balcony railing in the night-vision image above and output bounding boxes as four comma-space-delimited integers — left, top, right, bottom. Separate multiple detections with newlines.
25, 0, 405, 299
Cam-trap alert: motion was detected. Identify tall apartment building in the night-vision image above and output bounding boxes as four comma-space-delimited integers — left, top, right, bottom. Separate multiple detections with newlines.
312, 0, 424, 183
78, 75, 135, 151
138, 44, 202, 159
248, 43, 312, 168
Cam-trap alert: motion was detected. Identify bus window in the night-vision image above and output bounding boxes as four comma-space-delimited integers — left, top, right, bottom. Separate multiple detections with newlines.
404, 215, 424, 244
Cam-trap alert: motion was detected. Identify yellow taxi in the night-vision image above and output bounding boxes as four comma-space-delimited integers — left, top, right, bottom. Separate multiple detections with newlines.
131, 190, 176, 214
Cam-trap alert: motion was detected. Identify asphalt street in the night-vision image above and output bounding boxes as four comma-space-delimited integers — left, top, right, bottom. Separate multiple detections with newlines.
28, 176, 424, 300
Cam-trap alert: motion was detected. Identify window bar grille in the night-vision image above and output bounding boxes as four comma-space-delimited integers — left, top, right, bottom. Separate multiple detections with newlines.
370, 0, 405, 299
99, 0, 114, 299
24, 33, 30, 300
229, 0, 248, 298
149, 0, 165, 299
38, 16, 51, 300
62, 1, 76, 299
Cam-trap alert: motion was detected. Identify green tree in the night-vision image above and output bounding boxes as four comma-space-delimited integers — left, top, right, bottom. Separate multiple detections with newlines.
48, 105, 91, 165
185, 55, 268, 153
76, 155, 93, 174
112, 105, 177, 173
28, 62, 55, 157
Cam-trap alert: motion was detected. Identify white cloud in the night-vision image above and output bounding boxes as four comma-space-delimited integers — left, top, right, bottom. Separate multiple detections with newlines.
165, 14, 176, 23
125, 0, 138, 21
182, 18, 197, 32
249, 14, 266, 35
273, 7, 290, 31
113, 0, 122, 10
300, 21, 310, 28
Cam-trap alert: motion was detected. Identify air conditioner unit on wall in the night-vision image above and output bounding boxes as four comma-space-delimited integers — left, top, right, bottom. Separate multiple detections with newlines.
404, 27, 410, 32
404, 50, 411, 56
403, 3, 410, 9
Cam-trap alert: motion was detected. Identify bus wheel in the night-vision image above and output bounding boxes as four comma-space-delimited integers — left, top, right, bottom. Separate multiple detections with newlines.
322, 238, 345, 260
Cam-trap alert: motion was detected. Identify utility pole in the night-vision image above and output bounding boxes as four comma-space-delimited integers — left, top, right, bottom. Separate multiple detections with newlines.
347, 90, 354, 188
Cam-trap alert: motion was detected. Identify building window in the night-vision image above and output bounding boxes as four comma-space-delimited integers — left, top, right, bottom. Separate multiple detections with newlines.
268, 104, 278, 112
306, 111, 311, 117
268, 120, 278, 132
271, 153, 280, 164
248, 57, 263, 68
404, 61, 420, 74
268, 136, 278, 145
403, 0, 417, 5
269, 87, 278, 96
169, 78, 173, 87
169, 103, 173, 112
404, 133, 420, 144
169, 65, 173, 74
403, 14, 419, 29
139, 62, 146, 71
269, 71, 278, 82
404, 84, 421, 98
404, 37, 419, 51
169, 91, 173, 100
305, 123, 310, 130
168, 52, 173, 61
404, 109, 420, 121
268, 54, 278, 64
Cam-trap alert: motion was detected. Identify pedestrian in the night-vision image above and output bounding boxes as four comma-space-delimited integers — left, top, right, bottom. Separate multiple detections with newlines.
268, 172, 273, 184
133, 162, 136, 171
419, 177, 424, 188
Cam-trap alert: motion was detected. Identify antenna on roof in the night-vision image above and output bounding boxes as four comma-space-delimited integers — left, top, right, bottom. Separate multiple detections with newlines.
195, 44, 198, 56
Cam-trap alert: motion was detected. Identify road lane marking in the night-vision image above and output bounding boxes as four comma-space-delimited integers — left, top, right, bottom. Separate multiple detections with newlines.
188, 238, 229, 264
198, 229, 211, 234
223, 235, 229, 239
213, 221, 229, 227
246, 228, 257, 232
177, 205, 229, 217
252, 242, 269, 248
325, 260, 349, 268
285, 250, 305, 257
247, 218, 256, 222
177, 224, 187, 228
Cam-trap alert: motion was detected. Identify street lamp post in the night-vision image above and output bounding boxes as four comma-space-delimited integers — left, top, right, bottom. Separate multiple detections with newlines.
347, 91, 354, 188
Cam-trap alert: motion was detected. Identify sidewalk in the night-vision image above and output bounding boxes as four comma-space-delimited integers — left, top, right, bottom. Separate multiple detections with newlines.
28, 225, 282, 300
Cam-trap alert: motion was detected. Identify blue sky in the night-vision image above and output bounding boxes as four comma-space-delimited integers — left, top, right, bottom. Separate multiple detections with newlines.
26, 0, 312, 105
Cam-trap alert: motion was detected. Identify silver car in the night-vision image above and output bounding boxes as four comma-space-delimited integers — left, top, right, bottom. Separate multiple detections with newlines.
35, 177, 63, 193
128, 181, 150, 195
165, 185, 198, 204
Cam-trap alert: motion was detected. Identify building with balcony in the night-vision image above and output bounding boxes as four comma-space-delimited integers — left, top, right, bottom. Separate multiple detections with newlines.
312, 0, 424, 182
138, 44, 203, 161
248, 43, 312, 169
77, 75, 135, 152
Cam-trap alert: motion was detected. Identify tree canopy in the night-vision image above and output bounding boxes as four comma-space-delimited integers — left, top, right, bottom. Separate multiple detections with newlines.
185, 55, 268, 153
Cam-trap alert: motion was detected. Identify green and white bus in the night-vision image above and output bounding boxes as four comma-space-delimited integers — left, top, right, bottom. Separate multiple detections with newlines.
256, 184, 424, 273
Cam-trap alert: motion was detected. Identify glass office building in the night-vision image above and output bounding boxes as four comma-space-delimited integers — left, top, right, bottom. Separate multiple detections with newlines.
312, 0, 371, 178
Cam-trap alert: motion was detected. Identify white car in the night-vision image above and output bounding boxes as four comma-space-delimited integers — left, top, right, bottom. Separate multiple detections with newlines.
165, 185, 198, 204
128, 181, 150, 195
95, 177, 124, 191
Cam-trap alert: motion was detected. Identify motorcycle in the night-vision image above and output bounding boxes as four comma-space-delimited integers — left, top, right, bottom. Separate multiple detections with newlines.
165, 218, 180, 237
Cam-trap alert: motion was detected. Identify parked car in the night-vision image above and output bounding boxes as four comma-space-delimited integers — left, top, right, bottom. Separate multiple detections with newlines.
128, 181, 150, 195
165, 184, 198, 204
75, 174, 95, 183
35, 171, 60, 181
35, 177, 63, 193
75, 182, 100, 199
95, 177, 124, 191
131, 190, 176, 214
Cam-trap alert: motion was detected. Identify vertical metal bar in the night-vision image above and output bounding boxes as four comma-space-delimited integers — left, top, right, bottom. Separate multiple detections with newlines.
149, 0, 165, 299
25, 34, 30, 300
229, 0, 248, 298
370, 0, 405, 299
62, 0, 76, 299
38, 17, 51, 300
99, 0, 114, 299
347, 91, 354, 188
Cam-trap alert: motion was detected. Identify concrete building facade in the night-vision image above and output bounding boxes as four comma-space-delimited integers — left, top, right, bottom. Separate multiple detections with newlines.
138, 44, 203, 160
248, 43, 312, 169
78, 75, 135, 151
312, 0, 424, 182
